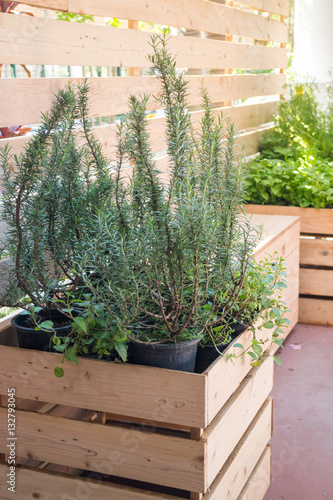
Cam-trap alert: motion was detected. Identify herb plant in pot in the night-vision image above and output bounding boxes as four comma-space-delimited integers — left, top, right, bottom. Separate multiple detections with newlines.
196, 254, 290, 372
78, 35, 257, 372
0, 82, 115, 350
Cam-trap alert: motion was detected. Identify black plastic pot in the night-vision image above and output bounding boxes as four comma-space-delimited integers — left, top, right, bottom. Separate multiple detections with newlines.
225, 314, 248, 338
12, 309, 74, 351
128, 337, 200, 372
195, 340, 231, 373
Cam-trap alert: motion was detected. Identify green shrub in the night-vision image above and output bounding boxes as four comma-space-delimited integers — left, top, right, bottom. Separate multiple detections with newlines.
245, 80, 333, 208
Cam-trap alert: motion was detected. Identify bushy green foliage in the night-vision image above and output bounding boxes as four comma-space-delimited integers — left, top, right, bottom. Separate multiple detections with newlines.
245, 81, 333, 208
0, 82, 114, 314
78, 35, 257, 343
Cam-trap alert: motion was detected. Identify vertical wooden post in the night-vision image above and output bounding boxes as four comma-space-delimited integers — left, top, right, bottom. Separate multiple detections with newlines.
279, 15, 286, 99
190, 493, 203, 500
128, 20, 140, 77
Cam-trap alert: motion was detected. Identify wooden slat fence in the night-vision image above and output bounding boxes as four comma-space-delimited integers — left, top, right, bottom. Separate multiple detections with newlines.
0, 0, 288, 236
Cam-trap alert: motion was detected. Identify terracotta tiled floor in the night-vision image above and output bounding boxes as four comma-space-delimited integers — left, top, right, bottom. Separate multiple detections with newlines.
264, 323, 333, 500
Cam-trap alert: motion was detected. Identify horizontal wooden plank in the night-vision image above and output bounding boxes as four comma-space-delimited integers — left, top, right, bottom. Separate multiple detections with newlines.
0, 101, 277, 161
0, 13, 288, 68
0, 407, 205, 492
0, 126, 274, 187
299, 297, 333, 326
204, 356, 273, 488
245, 205, 333, 236
241, 0, 289, 17
205, 398, 272, 500
237, 446, 271, 500
65, 0, 288, 43
0, 345, 207, 427
0, 73, 285, 127
0, 463, 184, 499
18, 0, 68, 8
300, 237, 333, 267
300, 268, 333, 297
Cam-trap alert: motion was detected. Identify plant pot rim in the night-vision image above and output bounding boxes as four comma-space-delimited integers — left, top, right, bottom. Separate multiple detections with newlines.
129, 336, 201, 347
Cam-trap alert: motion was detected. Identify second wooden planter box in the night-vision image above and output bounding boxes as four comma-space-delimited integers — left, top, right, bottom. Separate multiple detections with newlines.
246, 204, 333, 325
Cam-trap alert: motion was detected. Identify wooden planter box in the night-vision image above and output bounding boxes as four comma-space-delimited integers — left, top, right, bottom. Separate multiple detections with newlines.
0, 214, 299, 499
246, 205, 333, 326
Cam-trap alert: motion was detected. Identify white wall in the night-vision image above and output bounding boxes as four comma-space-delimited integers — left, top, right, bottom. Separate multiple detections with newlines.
294, 0, 333, 82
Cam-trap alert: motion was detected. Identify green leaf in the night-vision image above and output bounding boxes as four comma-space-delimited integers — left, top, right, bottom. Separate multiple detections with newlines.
53, 344, 67, 352
250, 360, 261, 367
20, 310, 30, 316
248, 352, 258, 360
54, 367, 64, 378
263, 320, 274, 329
273, 338, 284, 347
64, 349, 79, 365
38, 320, 54, 331
233, 343, 244, 350
274, 356, 282, 366
115, 342, 128, 362
73, 316, 87, 333
252, 344, 263, 356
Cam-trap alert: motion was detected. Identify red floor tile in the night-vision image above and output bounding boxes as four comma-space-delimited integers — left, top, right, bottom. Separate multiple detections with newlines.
264, 323, 333, 500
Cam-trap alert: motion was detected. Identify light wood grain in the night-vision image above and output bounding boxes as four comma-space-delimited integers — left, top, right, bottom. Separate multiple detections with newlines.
65, 0, 288, 43
299, 297, 333, 325
0, 346, 207, 427
0, 407, 205, 492
241, 0, 289, 16
204, 398, 272, 500
300, 268, 333, 297
300, 237, 333, 267
17, 0, 68, 8
0, 73, 285, 127
237, 446, 271, 500
0, 462, 182, 499
204, 357, 274, 488
245, 205, 333, 236
0, 14, 288, 69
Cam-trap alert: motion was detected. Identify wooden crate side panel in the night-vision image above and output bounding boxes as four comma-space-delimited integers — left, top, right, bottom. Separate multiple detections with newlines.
204, 356, 274, 488
0, 74, 285, 128
0, 463, 182, 500
300, 237, 333, 267
0, 14, 287, 69
245, 205, 333, 236
299, 297, 333, 326
0, 346, 207, 428
299, 268, 333, 297
204, 398, 272, 500
0, 408, 205, 492
251, 216, 300, 263
237, 446, 271, 500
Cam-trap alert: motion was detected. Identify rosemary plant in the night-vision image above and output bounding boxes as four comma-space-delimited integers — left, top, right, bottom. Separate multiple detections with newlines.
78, 34, 257, 343
0, 82, 114, 318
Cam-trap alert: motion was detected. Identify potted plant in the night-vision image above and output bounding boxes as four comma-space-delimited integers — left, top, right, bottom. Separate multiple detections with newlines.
75, 35, 259, 372
0, 82, 115, 351
195, 253, 290, 372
